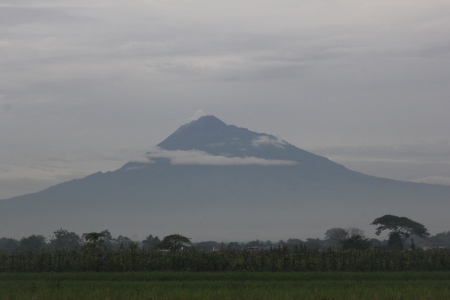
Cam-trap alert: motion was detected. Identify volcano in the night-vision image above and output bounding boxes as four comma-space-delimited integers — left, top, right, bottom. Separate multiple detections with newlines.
1, 116, 449, 240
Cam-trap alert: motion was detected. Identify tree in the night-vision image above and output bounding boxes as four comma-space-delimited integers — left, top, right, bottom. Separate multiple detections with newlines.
0, 237, 18, 252
49, 229, 81, 251
19, 235, 46, 252
226, 242, 242, 251
82, 230, 113, 251
194, 241, 220, 250
371, 215, 430, 249
115, 235, 133, 250
387, 231, 403, 249
324, 228, 348, 244
346, 227, 365, 238
157, 234, 192, 251
325, 227, 366, 248
245, 240, 264, 249
142, 235, 160, 250
286, 239, 304, 249
340, 235, 372, 250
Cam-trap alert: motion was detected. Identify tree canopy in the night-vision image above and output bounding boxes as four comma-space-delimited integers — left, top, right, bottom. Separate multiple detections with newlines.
157, 234, 192, 251
340, 235, 372, 250
49, 229, 81, 251
371, 215, 430, 249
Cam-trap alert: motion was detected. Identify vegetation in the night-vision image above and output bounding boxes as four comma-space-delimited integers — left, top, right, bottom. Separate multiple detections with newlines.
0, 218, 448, 298
1, 246, 450, 272
156, 234, 192, 251
0, 272, 449, 300
372, 215, 430, 249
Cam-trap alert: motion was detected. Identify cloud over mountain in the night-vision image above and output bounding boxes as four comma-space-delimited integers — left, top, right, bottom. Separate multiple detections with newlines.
136, 147, 298, 166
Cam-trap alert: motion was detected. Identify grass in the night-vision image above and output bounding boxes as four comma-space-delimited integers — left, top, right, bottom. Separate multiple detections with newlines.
0, 272, 449, 299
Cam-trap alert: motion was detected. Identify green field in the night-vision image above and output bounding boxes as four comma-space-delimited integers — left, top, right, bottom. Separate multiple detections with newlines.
1, 272, 449, 300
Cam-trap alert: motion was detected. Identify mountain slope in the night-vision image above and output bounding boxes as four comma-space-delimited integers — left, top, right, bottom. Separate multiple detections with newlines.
157, 115, 343, 169
1, 116, 449, 240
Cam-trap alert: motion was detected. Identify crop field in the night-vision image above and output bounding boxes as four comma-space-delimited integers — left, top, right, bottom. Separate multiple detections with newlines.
1, 272, 449, 300
1, 249, 449, 299
2, 248, 450, 272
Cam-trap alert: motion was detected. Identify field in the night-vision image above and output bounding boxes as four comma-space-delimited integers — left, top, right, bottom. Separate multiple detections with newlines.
1, 249, 450, 299
0, 272, 449, 300
2, 248, 450, 272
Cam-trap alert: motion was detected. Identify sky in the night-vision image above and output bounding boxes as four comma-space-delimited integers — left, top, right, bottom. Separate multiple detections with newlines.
1, 0, 450, 201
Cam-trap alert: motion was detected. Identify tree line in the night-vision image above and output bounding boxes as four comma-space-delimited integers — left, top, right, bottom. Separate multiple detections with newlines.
1, 215, 448, 253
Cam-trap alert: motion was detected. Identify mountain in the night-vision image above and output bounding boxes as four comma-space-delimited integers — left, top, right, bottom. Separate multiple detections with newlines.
1, 116, 449, 240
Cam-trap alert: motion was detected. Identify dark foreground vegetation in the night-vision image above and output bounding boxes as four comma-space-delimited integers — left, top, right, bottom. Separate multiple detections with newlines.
1, 272, 449, 300
1, 247, 450, 272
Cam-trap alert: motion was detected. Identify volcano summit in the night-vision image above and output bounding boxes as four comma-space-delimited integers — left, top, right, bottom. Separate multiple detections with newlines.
1, 116, 449, 240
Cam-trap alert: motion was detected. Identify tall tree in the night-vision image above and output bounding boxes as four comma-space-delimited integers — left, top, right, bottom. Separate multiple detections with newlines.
142, 235, 160, 250
0, 237, 18, 252
157, 234, 191, 251
340, 235, 372, 250
324, 228, 348, 244
49, 229, 81, 251
115, 235, 133, 250
371, 215, 430, 249
325, 227, 366, 248
19, 235, 46, 252
226, 242, 242, 251
82, 230, 113, 251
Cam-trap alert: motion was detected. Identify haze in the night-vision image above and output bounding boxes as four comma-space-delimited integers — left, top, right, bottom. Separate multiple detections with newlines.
1, 0, 450, 200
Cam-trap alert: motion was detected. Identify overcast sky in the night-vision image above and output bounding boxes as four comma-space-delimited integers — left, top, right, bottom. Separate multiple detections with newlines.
1, 0, 450, 200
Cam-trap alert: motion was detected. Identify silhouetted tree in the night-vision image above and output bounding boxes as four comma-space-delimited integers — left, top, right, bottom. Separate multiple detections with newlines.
157, 234, 192, 251
142, 235, 160, 250
388, 231, 403, 249
49, 229, 81, 251
286, 238, 304, 249
194, 241, 219, 250
19, 235, 46, 252
372, 215, 430, 249
115, 235, 133, 250
0, 237, 18, 252
82, 230, 112, 252
341, 235, 371, 250
245, 240, 264, 249
324, 228, 347, 244
226, 242, 242, 251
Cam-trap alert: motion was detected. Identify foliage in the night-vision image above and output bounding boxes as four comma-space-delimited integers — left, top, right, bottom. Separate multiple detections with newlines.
388, 231, 404, 249
285, 239, 304, 249
325, 227, 368, 249
325, 228, 348, 244
82, 230, 113, 252
245, 240, 264, 249
0, 238, 18, 252
194, 241, 220, 250
49, 229, 81, 251
157, 234, 192, 251
18, 235, 46, 252
372, 215, 430, 249
340, 235, 371, 250
1, 272, 450, 300
142, 235, 160, 250
115, 235, 133, 250
1, 247, 450, 272
226, 242, 242, 251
